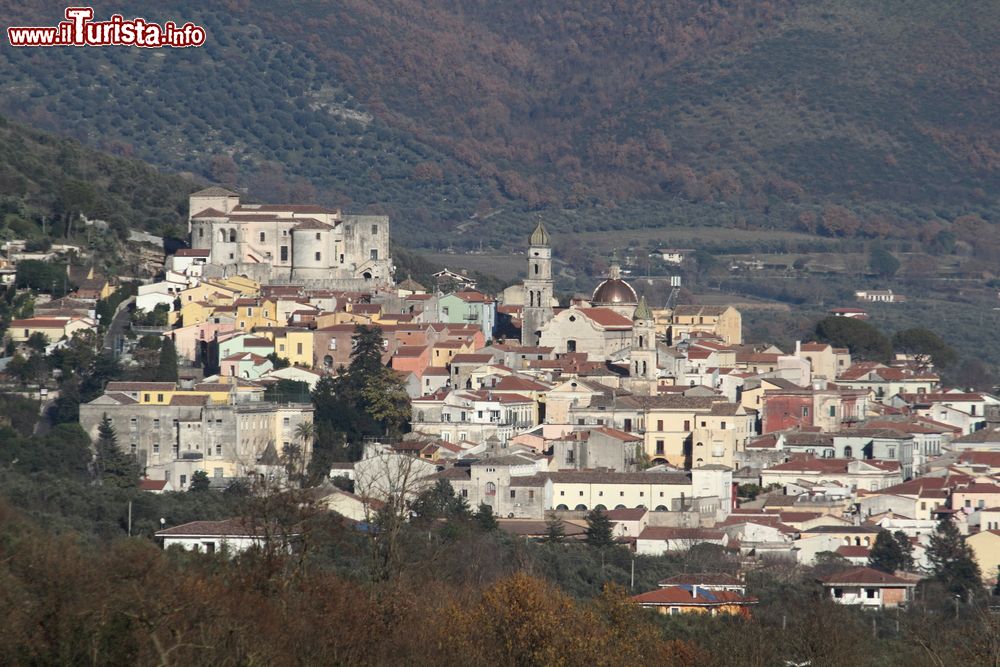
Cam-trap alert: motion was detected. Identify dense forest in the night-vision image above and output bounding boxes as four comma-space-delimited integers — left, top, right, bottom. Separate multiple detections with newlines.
1, 1, 997, 254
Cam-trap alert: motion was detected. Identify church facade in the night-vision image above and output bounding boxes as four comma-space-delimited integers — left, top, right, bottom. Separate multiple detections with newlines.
188, 187, 393, 289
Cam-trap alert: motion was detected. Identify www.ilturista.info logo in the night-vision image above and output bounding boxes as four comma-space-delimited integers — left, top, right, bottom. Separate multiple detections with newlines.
7, 7, 206, 48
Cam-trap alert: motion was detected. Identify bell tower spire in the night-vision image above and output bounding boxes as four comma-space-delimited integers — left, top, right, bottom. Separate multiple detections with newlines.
522, 220, 554, 345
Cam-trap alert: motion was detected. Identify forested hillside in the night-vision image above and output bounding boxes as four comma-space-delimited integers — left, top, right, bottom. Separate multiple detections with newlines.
0, 115, 194, 243
1, 1, 997, 254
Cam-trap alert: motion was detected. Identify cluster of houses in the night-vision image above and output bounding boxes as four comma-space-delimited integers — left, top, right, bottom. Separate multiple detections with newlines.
9, 188, 998, 612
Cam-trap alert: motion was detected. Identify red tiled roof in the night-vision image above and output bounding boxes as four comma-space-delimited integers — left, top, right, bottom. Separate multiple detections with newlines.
174, 248, 212, 257
138, 478, 168, 491
575, 308, 633, 329
450, 353, 494, 364
632, 586, 756, 606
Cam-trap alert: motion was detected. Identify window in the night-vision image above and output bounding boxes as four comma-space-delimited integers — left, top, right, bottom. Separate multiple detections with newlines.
203, 542, 216, 554
216, 444, 222, 455
283, 417, 290, 426
656, 440, 665, 455
486, 482, 496, 496
865, 589, 877, 599
153, 443, 159, 454
461, 489, 468, 498
315, 252, 322, 262
720, 421, 726, 429
180, 474, 187, 487
844, 446, 853, 458
528, 490, 534, 501
158, 393, 164, 402
833, 588, 843, 599
669, 608, 680, 616
657, 420, 664, 431
296, 342, 303, 355
259, 232, 266, 243
829, 405, 836, 417
567, 340, 577, 353
683, 420, 690, 431
370, 249, 378, 260
144, 393, 151, 402
153, 419, 160, 428
510, 490, 516, 499
802, 407, 810, 417
315, 232, 321, 241
130, 443, 136, 455
280, 246, 288, 262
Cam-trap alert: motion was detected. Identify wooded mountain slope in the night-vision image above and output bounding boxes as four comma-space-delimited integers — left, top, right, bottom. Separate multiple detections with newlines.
1, 1, 996, 250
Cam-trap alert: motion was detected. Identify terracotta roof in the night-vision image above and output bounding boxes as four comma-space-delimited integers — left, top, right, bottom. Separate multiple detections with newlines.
632, 586, 756, 606
605, 507, 648, 521
174, 248, 212, 257
575, 308, 634, 329
591, 426, 643, 442
169, 394, 209, 406
138, 478, 168, 491
106, 381, 176, 392
959, 451, 1000, 468
291, 218, 333, 231
453, 290, 492, 303
394, 345, 428, 358
450, 353, 494, 364
493, 376, 550, 392
155, 518, 290, 538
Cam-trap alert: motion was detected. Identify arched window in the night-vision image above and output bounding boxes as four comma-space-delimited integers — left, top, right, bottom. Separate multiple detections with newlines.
529, 291, 535, 307
642, 361, 648, 374
567, 340, 577, 353
219, 229, 227, 242
594, 504, 606, 511
486, 482, 496, 496
534, 263, 539, 275
556, 504, 569, 511
864, 536, 871, 547
323, 355, 333, 368
574, 504, 587, 511
843, 446, 853, 458
696, 458, 704, 466
636, 504, 646, 510
363, 272, 372, 281
655, 505, 668, 511
228, 228, 237, 243
615, 504, 627, 510
639, 335, 644, 348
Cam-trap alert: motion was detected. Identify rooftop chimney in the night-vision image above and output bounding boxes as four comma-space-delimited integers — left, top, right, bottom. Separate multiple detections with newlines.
691, 584, 699, 599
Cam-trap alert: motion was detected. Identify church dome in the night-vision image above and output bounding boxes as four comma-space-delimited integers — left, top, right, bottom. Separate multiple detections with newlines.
592, 262, 637, 305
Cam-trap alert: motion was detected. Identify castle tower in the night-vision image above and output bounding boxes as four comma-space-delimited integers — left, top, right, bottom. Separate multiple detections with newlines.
630, 296, 658, 394
521, 221, 554, 345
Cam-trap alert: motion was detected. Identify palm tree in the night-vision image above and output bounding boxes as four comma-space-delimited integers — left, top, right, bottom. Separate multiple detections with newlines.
293, 422, 316, 478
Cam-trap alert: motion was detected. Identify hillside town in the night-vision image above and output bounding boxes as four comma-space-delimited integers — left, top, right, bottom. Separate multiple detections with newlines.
2, 187, 997, 619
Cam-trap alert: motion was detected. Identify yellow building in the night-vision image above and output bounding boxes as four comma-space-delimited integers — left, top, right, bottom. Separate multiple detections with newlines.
235, 297, 280, 331
631, 585, 756, 617
967, 530, 1000, 585
663, 305, 742, 345
259, 327, 314, 367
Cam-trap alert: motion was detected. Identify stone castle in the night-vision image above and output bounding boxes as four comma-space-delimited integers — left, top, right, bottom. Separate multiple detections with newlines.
188, 187, 393, 289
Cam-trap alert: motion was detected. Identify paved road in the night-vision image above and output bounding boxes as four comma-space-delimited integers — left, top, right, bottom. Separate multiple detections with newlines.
103, 296, 134, 356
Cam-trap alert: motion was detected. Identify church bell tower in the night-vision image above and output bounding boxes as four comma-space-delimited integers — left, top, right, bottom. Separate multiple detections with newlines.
521, 221, 554, 345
